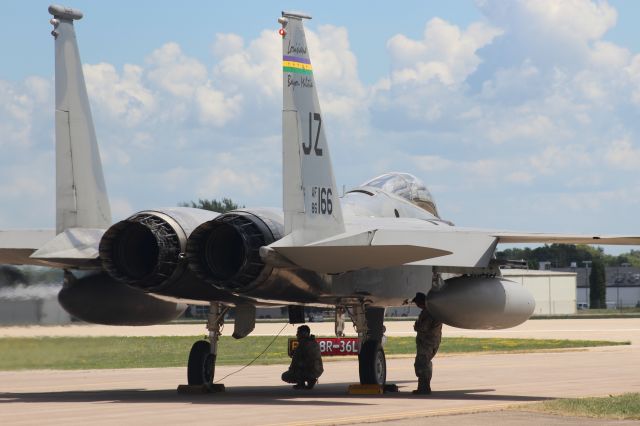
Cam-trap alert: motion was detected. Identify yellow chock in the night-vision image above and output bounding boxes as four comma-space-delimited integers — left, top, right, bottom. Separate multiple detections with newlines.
347, 384, 384, 395
177, 383, 226, 394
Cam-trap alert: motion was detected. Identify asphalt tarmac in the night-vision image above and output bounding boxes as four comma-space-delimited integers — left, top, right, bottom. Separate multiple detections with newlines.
0, 319, 639, 425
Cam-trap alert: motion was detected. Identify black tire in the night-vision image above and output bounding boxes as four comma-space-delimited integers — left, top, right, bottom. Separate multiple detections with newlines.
187, 340, 215, 385
358, 340, 386, 385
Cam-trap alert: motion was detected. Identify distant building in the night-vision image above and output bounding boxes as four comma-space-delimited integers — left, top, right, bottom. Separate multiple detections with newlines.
552, 265, 640, 309
501, 269, 577, 315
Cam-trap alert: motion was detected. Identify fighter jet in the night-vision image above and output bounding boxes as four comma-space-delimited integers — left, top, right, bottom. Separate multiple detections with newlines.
1, 6, 639, 386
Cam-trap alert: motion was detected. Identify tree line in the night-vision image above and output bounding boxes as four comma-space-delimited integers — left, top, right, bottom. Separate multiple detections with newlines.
496, 244, 640, 269
178, 198, 241, 213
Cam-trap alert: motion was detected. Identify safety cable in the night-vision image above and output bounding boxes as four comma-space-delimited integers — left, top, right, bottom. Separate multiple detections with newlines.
213, 321, 291, 384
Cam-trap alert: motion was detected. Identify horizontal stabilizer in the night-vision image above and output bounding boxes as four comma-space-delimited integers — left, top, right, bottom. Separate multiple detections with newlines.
268, 230, 451, 273
267, 219, 640, 273
30, 227, 104, 268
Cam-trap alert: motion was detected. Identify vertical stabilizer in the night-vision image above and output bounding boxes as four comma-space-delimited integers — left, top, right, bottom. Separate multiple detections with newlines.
49, 5, 111, 234
279, 11, 345, 245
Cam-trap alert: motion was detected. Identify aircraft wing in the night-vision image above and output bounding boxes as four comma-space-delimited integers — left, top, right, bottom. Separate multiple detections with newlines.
407, 227, 640, 268
492, 231, 640, 245
268, 220, 640, 273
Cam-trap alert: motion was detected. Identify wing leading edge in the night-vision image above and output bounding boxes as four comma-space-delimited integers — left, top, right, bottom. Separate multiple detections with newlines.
492, 232, 640, 245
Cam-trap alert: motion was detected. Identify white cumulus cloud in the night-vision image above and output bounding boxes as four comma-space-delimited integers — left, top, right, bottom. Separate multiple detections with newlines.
147, 43, 208, 98
387, 18, 502, 86
84, 63, 155, 127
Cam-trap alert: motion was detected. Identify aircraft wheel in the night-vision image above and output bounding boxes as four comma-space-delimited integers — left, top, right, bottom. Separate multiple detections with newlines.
187, 340, 214, 385
358, 340, 386, 385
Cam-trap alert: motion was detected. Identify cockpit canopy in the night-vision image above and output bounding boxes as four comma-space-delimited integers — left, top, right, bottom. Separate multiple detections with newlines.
361, 172, 439, 217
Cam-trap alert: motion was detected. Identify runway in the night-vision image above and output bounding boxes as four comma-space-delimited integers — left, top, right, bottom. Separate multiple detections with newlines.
1, 319, 639, 425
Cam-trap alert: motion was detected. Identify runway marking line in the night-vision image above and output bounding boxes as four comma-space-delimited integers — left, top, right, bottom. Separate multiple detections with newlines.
268, 402, 518, 426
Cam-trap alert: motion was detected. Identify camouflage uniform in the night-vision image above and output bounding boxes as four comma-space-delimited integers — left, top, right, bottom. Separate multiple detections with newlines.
281, 335, 324, 385
414, 308, 442, 382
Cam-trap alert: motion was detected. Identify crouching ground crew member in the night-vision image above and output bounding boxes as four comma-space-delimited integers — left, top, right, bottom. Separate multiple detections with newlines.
282, 325, 324, 389
412, 292, 442, 394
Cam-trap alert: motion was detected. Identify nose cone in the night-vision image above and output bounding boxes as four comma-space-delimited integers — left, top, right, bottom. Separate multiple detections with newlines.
427, 276, 535, 330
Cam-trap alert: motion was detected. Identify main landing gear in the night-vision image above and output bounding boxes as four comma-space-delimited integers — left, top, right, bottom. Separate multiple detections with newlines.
343, 303, 387, 385
187, 303, 228, 386
183, 301, 388, 390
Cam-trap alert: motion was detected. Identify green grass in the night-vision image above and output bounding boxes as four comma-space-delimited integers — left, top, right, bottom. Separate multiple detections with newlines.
525, 393, 640, 420
0, 336, 628, 371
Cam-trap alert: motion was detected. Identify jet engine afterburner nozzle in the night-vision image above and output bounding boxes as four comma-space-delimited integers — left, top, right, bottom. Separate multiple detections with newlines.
99, 212, 187, 290
186, 212, 276, 293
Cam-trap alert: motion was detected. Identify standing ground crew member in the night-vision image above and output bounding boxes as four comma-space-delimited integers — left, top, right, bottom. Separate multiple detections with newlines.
282, 325, 324, 389
412, 291, 442, 394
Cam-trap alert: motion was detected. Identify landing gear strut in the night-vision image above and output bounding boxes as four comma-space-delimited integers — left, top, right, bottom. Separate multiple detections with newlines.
335, 306, 346, 337
349, 304, 387, 385
187, 302, 228, 385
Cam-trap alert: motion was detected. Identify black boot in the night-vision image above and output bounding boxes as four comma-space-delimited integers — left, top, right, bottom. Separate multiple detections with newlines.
412, 377, 431, 395
293, 382, 305, 390
305, 378, 317, 389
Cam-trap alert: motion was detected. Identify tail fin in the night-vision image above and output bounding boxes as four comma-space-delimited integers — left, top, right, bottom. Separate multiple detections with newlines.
279, 11, 345, 245
49, 5, 111, 234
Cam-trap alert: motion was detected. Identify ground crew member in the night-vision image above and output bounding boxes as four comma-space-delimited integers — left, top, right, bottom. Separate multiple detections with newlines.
281, 325, 324, 389
412, 291, 442, 394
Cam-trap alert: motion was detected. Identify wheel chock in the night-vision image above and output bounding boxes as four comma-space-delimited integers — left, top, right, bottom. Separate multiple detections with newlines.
177, 383, 226, 394
347, 384, 383, 394
347, 383, 399, 395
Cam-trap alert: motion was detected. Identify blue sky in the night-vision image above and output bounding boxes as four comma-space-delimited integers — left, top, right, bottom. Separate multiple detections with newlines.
1, 1, 640, 254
